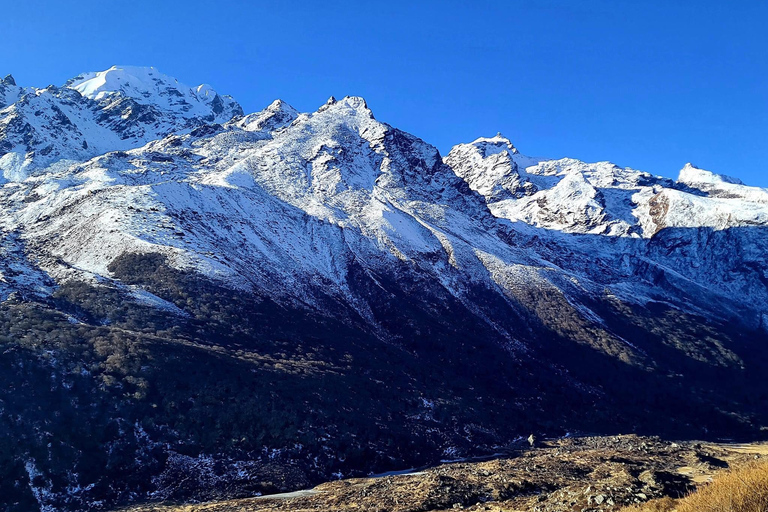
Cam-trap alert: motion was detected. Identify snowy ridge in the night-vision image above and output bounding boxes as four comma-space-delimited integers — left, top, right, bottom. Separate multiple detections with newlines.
446, 137, 768, 237
1, 66, 768, 338
0, 74, 22, 109
228, 99, 299, 133
0, 66, 242, 183
67, 65, 239, 121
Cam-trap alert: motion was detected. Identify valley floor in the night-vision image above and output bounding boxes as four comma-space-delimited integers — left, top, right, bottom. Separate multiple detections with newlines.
118, 435, 768, 512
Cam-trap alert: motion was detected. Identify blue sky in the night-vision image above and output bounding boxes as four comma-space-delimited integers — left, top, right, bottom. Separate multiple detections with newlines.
1, 0, 766, 184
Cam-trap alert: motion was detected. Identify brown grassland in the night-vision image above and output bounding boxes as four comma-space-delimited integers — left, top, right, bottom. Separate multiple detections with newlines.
621, 459, 768, 512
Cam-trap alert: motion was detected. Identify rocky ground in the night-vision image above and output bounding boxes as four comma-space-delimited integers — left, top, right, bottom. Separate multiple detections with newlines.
120, 434, 768, 512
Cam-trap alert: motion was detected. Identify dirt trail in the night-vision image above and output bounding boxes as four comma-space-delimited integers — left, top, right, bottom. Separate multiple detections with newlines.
121, 435, 768, 512
675, 441, 768, 485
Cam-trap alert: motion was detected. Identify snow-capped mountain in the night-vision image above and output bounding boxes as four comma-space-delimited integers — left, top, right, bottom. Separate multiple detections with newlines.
0, 66, 241, 183
0, 74, 22, 109
445, 134, 768, 325
2, 68, 765, 330
2, 67, 768, 512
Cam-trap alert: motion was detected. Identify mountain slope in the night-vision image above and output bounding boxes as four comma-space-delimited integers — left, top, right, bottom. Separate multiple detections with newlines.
0, 68, 767, 512
446, 135, 768, 326
0, 66, 242, 183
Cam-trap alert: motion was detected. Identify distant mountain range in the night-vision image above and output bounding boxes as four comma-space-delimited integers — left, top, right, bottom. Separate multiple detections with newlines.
1, 66, 766, 512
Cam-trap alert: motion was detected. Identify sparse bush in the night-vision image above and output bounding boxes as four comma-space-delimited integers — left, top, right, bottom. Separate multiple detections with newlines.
622, 460, 768, 512
5, 250, 768, 511
677, 460, 768, 512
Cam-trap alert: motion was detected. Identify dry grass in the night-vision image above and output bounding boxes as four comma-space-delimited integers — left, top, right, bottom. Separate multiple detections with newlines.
677, 460, 768, 512
621, 460, 768, 512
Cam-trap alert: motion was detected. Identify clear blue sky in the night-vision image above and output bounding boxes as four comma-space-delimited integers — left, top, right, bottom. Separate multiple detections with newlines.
1, 1, 766, 184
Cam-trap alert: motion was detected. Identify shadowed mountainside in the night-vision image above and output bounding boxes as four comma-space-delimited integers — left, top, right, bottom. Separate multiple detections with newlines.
0, 68, 767, 511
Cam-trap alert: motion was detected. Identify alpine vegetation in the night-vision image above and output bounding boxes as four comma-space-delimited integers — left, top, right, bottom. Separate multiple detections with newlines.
1, 67, 767, 511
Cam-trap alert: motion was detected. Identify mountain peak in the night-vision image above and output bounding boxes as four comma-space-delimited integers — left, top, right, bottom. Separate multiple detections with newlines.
338, 95, 368, 109
232, 99, 299, 132
67, 65, 168, 100
678, 162, 744, 188
317, 95, 371, 115
0, 66, 243, 179
263, 99, 298, 117
65, 65, 242, 120
2, 74, 15, 86
267, 99, 287, 110
469, 133, 519, 156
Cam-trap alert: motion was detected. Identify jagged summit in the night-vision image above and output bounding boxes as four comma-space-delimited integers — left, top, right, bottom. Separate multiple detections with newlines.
229, 98, 300, 132
268, 98, 289, 109
2, 67, 768, 512
469, 132, 519, 155
0, 66, 765, 365
0, 73, 22, 109
317, 95, 337, 111
0, 66, 242, 181
317, 95, 372, 116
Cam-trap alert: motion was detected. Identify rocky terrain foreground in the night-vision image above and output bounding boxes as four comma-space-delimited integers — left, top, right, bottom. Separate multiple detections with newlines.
122, 435, 768, 512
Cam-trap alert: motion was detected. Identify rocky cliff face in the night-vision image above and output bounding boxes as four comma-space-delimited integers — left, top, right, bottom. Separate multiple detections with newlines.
1, 67, 767, 512
0, 66, 241, 183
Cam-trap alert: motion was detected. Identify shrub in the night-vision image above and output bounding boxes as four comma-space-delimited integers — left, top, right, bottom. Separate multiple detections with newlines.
622, 460, 768, 512
677, 460, 768, 512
